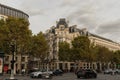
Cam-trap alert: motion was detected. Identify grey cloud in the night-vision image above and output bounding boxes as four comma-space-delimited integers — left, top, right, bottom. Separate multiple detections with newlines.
20, 0, 49, 16
95, 20, 120, 34
20, 0, 64, 16
66, 6, 98, 31
59, 0, 91, 7
66, 5, 120, 42
23, 8, 44, 16
60, 0, 79, 7
94, 20, 120, 42
2, 0, 120, 42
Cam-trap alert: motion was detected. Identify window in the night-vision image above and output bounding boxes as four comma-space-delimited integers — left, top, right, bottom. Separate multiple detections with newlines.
21, 64, 25, 69
15, 57, 18, 61
22, 57, 25, 62
60, 25, 65, 30
5, 56, 9, 61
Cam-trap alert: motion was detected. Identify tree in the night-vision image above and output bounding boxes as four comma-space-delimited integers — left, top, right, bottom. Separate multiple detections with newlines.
72, 36, 90, 50
59, 41, 70, 61
0, 17, 32, 54
69, 48, 83, 61
0, 19, 9, 52
88, 43, 97, 62
71, 36, 90, 61
31, 32, 49, 69
112, 50, 120, 68
95, 46, 112, 63
0, 17, 32, 73
93, 46, 114, 70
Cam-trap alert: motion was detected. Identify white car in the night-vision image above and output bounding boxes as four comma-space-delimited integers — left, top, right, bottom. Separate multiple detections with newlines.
104, 69, 120, 75
30, 70, 53, 79
104, 69, 113, 74
114, 69, 120, 74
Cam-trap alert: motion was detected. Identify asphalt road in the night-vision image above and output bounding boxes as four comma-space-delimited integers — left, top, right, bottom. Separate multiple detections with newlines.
0, 73, 120, 80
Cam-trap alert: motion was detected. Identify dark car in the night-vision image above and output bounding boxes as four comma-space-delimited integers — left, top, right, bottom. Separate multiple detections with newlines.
76, 69, 97, 78
53, 69, 63, 76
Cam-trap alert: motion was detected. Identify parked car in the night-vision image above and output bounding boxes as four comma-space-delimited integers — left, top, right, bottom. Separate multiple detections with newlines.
76, 69, 97, 78
30, 69, 53, 79
114, 69, 120, 74
53, 69, 63, 76
27, 68, 39, 75
104, 69, 113, 74
104, 69, 120, 75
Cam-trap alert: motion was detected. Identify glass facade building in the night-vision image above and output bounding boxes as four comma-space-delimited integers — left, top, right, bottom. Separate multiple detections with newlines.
0, 3, 29, 20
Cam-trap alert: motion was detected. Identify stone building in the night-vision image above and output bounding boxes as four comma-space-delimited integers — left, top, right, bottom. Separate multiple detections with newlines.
45, 18, 120, 71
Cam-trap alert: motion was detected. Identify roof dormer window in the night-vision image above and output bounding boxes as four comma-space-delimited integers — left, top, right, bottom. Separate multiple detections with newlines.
59, 25, 65, 30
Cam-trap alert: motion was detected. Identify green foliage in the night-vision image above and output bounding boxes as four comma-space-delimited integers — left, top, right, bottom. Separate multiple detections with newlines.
72, 36, 90, 51
59, 41, 70, 61
0, 17, 32, 54
31, 32, 49, 62
89, 44, 98, 62
112, 50, 120, 64
69, 48, 83, 61
93, 46, 113, 62
71, 36, 91, 61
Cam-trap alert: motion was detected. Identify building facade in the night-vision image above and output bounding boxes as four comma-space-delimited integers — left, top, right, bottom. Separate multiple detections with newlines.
0, 3, 29, 74
45, 18, 120, 71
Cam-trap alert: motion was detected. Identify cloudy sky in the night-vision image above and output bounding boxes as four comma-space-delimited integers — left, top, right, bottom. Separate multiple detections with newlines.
0, 0, 120, 42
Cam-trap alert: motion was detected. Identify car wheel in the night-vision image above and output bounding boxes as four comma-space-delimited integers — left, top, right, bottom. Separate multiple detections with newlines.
85, 74, 89, 78
30, 76, 34, 78
93, 75, 97, 78
38, 74, 42, 78
60, 73, 63, 76
49, 75, 53, 79
77, 76, 80, 78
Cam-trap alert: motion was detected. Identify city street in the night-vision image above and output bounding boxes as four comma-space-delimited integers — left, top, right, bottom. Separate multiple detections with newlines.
0, 73, 120, 80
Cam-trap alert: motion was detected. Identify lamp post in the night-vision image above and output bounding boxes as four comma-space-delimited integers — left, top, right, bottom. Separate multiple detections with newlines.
6, 40, 17, 80
10, 44, 15, 79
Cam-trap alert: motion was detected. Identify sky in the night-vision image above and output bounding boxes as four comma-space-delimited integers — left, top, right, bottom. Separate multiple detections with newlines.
0, 0, 120, 42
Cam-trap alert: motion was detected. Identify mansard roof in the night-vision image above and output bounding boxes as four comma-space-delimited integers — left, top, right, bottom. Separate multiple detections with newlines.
56, 18, 68, 28
89, 33, 117, 43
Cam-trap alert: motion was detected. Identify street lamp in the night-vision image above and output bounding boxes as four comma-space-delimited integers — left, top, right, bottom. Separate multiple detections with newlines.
6, 40, 17, 80
10, 44, 15, 79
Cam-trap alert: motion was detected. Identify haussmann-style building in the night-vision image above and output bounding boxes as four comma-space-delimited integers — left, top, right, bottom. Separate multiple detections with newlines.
45, 18, 120, 72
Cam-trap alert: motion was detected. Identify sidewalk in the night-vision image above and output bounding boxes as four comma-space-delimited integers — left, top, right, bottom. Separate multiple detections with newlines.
3, 73, 28, 77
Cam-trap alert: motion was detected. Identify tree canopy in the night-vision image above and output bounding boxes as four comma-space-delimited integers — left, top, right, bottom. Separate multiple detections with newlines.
59, 41, 70, 61
71, 36, 91, 61
0, 17, 32, 54
31, 32, 49, 68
